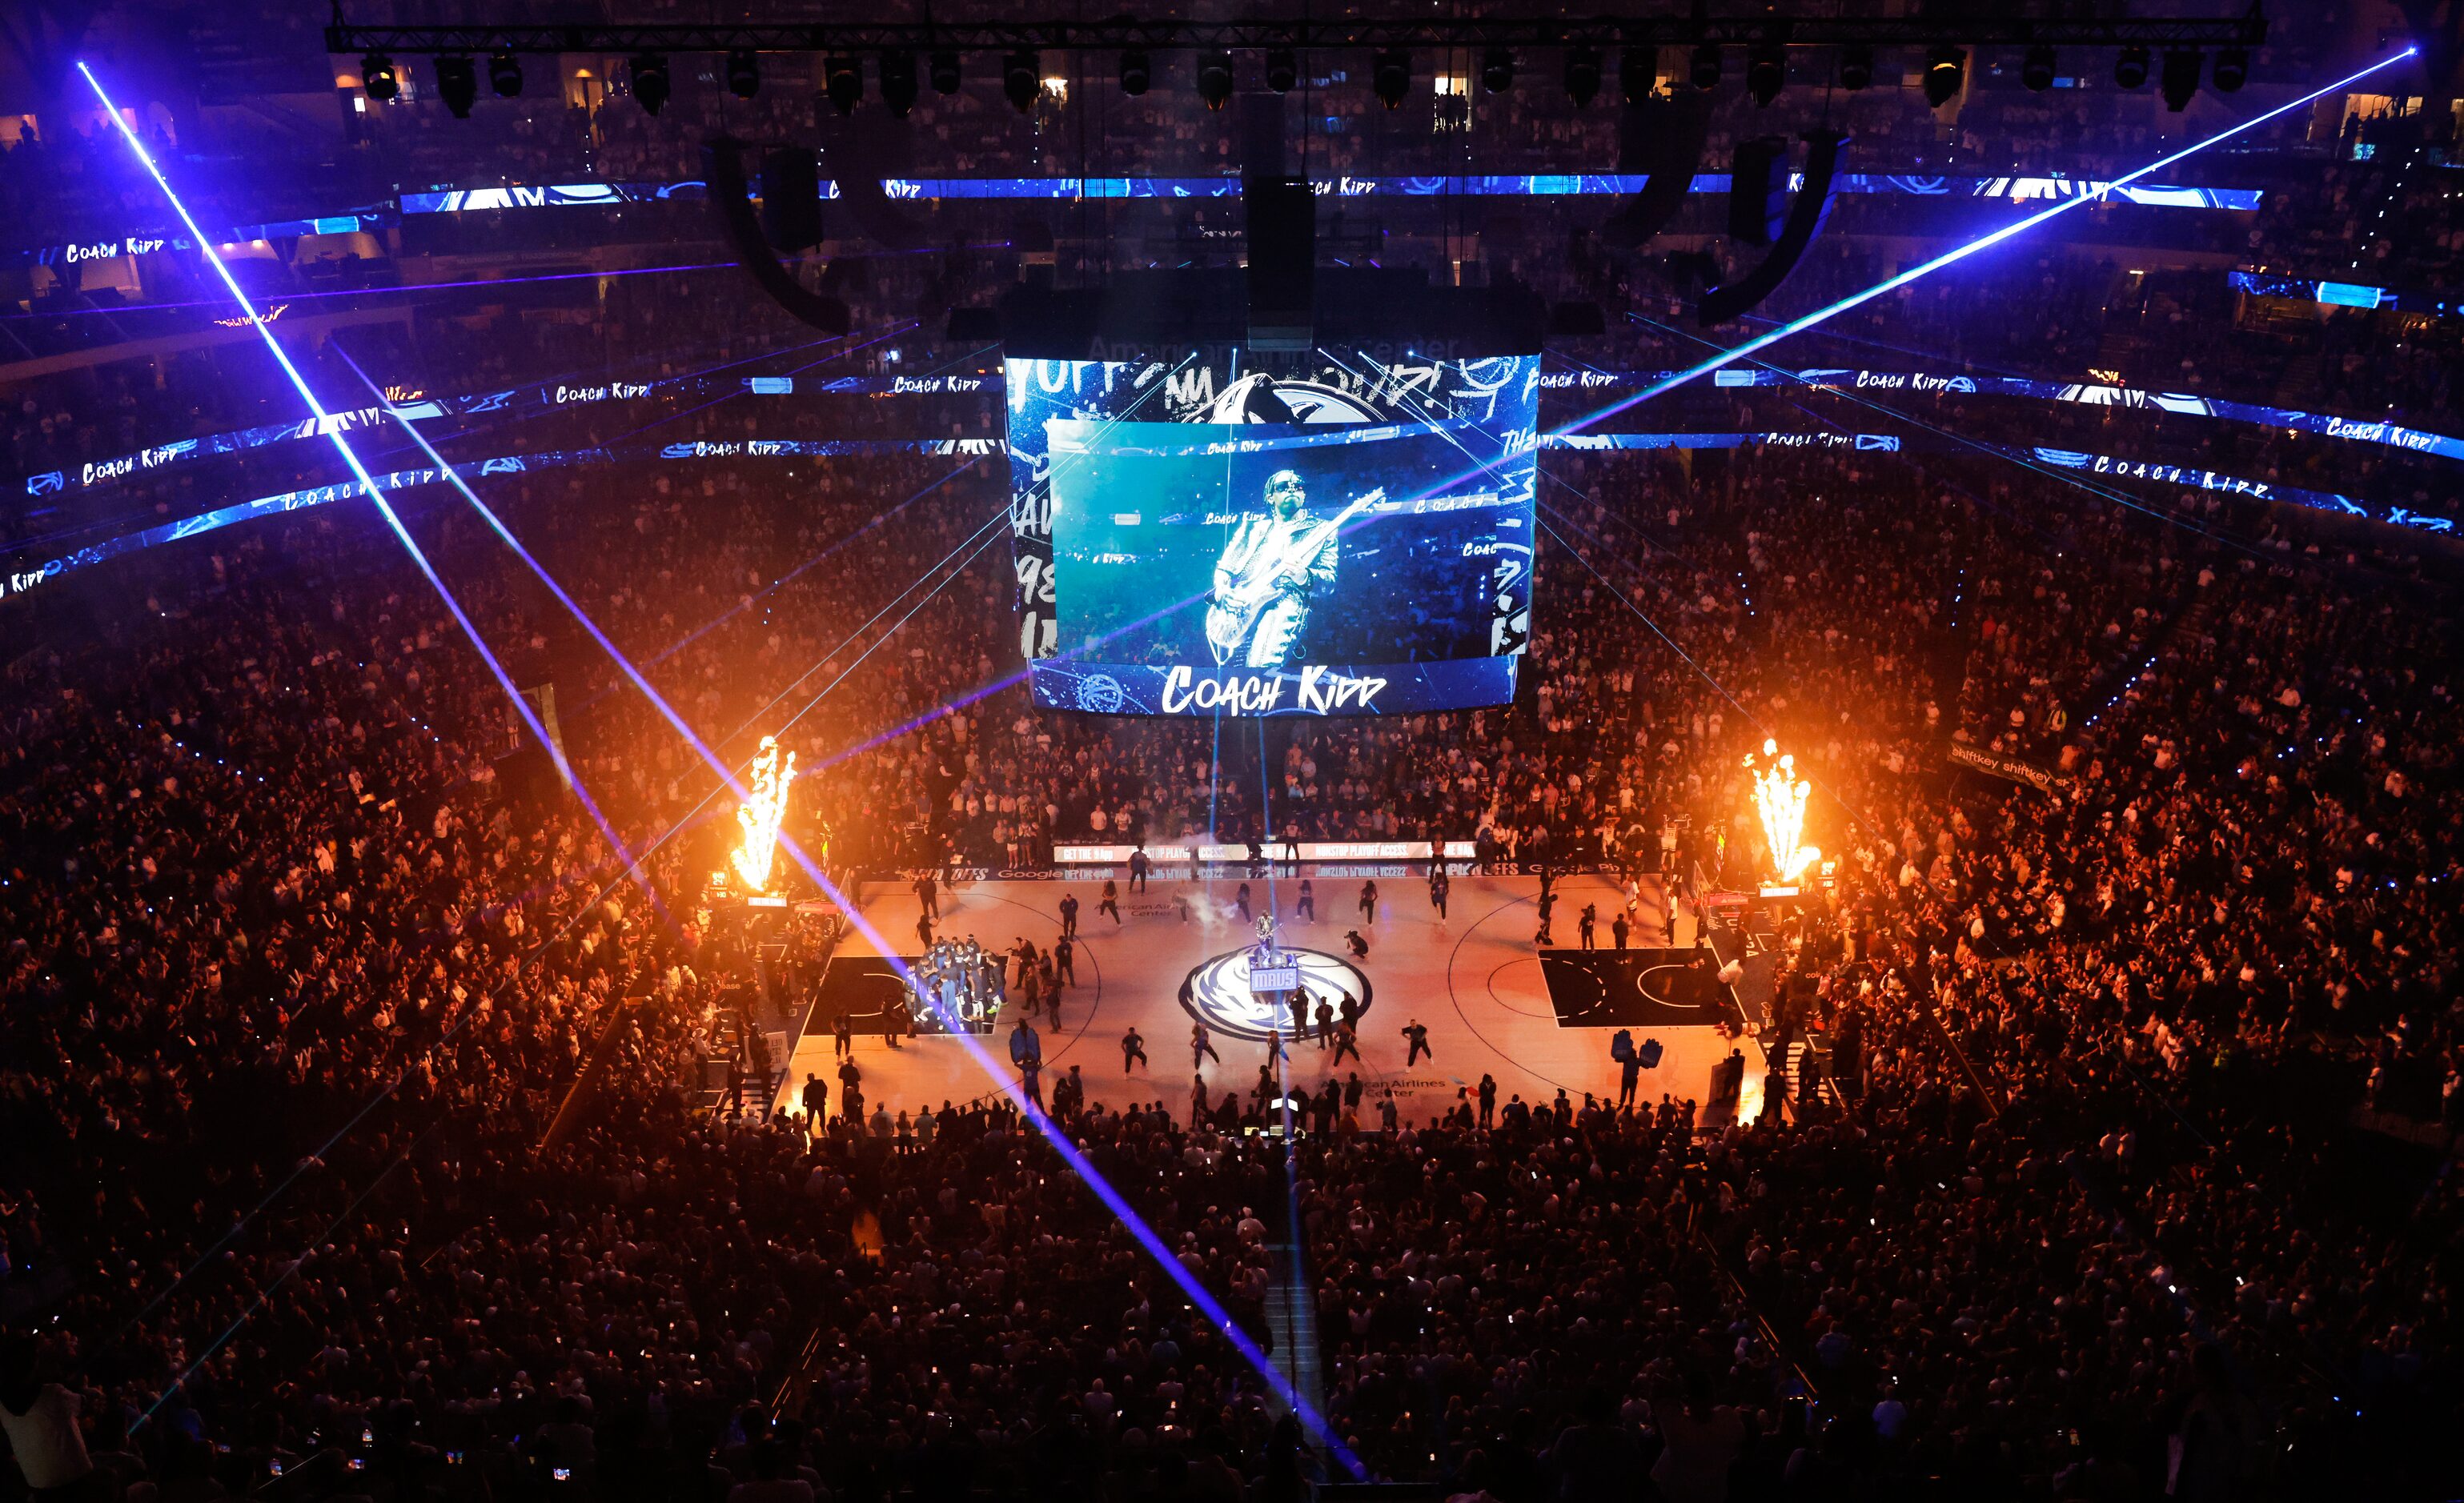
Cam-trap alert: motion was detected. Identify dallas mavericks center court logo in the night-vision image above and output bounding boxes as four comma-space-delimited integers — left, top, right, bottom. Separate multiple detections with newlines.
1178, 946, 1373, 1042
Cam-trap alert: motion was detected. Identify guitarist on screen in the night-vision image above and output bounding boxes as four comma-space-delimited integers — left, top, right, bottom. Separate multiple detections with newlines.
1206, 468, 1378, 670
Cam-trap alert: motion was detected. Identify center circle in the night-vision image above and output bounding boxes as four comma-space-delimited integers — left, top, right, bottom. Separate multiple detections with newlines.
1178, 946, 1373, 1043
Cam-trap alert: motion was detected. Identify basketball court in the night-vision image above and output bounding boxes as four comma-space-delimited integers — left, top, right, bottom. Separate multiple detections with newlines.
785, 866, 1767, 1128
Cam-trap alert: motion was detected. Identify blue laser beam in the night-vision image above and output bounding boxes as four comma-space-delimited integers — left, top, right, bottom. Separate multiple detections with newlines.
810, 51, 2424, 768
1623, 312, 2092, 555
1627, 308, 2327, 568
197, 500, 990, 1329
75, 62, 656, 902
133, 1128, 435, 1426
79, 62, 689, 1341
155, 517, 1011, 1331
512, 517, 1011, 1005
640, 463, 980, 670
585, 320, 919, 452
720, 511, 1016, 750
346, 339, 937, 822
336, 347, 1369, 1472
1555, 49, 2417, 439
623, 345, 1006, 672
83, 104, 970, 1375
616, 338, 1005, 675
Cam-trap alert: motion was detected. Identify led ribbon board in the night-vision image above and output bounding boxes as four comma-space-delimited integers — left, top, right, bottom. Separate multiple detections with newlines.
11, 427, 2441, 613
1547, 366, 2464, 461
2, 212, 387, 270
22, 363, 871, 499
42, 356, 2455, 505
399, 172, 2268, 211
7, 170, 2264, 267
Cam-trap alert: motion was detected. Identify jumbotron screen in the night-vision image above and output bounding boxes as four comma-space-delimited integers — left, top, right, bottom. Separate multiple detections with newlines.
1005, 351, 1539, 716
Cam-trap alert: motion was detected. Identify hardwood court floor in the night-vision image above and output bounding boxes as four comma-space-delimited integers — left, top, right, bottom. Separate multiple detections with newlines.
785, 868, 1764, 1129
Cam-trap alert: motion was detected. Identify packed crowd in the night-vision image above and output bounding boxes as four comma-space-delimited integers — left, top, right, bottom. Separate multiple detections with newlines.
22, 202, 2464, 581
5, 339, 2459, 1496
7, 41, 2464, 1491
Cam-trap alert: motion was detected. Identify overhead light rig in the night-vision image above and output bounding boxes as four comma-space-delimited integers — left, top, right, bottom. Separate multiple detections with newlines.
327, 13, 2267, 58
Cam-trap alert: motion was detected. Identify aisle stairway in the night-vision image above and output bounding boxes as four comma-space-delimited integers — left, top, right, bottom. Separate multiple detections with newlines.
1262, 1235, 1328, 1424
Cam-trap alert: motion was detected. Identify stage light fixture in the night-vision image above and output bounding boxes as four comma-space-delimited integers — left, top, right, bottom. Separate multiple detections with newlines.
1745, 42, 1785, 106
630, 54, 669, 116
724, 48, 759, 100
2115, 45, 2150, 90
1265, 47, 1298, 94
2021, 44, 2057, 93
1482, 46, 1515, 94
1114, 48, 1150, 96
1564, 45, 1601, 107
2161, 48, 2202, 111
1559, 50, 2423, 442
1838, 42, 1872, 91
880, 50, 918, 115
488, 51, 523, 98
360, 54, 397, 102
1373, 47, 1410, 109
2213, 46, 2248, 92
1002, 50, 1040, 111
1690, 43, 1722, 92
1197, 49, 1235, 109
1922, 45, 1965, 108
433, 54, 476, 118
1619, 46, 1656, 105
929, 50, 962, 94
825, 54, 863, 114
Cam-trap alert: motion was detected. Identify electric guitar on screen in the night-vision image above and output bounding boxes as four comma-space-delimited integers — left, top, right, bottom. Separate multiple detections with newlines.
1204, 487, 1384, 667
